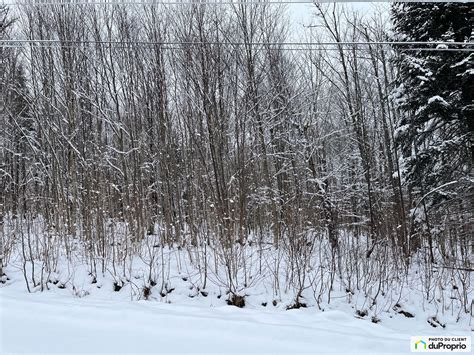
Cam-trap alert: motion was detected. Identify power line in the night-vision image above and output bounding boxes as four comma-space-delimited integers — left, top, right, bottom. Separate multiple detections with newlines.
1, 43, 472, 52
1, 0, 467, 5
1, 1, 338, 6
3, 1, 315, 5
2, 39, 473, 47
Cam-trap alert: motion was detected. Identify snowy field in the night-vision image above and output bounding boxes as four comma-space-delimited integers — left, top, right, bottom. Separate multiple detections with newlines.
1, 285, 471, 354
1, 238, 472, 354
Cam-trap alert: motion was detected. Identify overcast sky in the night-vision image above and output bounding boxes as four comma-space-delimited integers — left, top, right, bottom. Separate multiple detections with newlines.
289, 2, 390, 38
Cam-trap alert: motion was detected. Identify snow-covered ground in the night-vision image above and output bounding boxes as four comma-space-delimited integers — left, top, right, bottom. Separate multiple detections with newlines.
1, 285, 471, 354
1, 230, 471, 354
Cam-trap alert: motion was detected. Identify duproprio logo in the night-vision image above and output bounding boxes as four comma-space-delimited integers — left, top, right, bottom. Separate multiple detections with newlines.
410, 336, 471, 352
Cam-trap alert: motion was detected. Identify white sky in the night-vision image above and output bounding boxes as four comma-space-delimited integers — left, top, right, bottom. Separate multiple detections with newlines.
289, 2, 390, 39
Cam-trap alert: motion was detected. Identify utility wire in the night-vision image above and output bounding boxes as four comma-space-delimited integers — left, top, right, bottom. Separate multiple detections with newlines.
1, 44, 472, 52
1, 0, 467, 5
1, 39, 473, 47
0, 1, 359, 6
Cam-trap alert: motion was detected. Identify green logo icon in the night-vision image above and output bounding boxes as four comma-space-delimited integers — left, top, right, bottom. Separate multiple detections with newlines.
415, 340, 427, 350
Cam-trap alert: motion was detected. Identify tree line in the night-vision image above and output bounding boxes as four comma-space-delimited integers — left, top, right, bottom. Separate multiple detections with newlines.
0, 2, 472, 313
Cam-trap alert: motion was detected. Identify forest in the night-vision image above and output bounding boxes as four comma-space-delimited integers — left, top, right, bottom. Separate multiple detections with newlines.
0, 1, 472, 333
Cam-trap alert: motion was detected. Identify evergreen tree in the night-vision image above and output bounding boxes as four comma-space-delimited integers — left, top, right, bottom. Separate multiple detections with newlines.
391, 3, 473, 254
